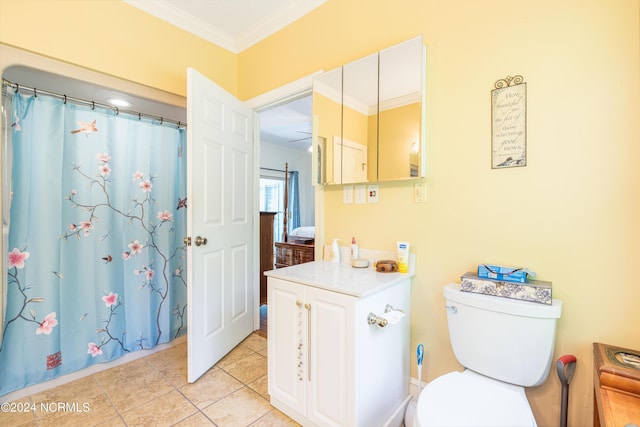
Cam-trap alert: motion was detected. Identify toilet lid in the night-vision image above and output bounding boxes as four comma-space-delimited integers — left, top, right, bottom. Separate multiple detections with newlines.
415, 371, 536, 427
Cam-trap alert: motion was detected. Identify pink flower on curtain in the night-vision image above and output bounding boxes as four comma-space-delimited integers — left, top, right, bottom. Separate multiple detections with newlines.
99, 164, 111, 177
138, 180, 152, 192
121, 251, 131, 260
8, 248, 30, 269
156, 210, 172, 222
87, 342, 102, 357
79, 221, 93, 236
145, 269, 154, 281
102, 292, 118, 307
128, 240, 144, 255
132, 171, 144, 181
36, 312, 58, 335
96, 153, 111, 163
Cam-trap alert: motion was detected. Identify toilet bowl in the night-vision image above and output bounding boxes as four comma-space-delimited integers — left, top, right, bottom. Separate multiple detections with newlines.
414, 370, 536, 427
413, 283, 562, 427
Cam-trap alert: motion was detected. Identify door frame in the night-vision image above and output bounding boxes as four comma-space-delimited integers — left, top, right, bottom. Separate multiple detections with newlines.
245, 71, 324, 330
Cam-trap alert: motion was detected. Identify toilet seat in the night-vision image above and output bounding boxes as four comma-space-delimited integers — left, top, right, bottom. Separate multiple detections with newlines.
414, 370, 536, 427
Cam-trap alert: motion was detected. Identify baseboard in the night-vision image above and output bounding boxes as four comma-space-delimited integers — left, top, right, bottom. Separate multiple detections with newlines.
409, 376, 428, 398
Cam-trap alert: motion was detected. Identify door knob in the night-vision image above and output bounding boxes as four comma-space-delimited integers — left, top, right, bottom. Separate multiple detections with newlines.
183, 236, 191, 246
194, 236, 208, 246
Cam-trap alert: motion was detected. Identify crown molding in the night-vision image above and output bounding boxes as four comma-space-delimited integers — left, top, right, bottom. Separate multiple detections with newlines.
236, 0, 327, 52
123, 0, 327, 54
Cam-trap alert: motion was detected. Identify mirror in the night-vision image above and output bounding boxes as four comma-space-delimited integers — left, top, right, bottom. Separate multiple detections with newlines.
341, 52, 378, 184
378, 36, 424, 181
312, 36, 424, 185
312, 66, 341, 185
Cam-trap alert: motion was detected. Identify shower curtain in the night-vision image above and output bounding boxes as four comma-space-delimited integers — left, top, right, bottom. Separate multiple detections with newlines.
0, 91, 187, 396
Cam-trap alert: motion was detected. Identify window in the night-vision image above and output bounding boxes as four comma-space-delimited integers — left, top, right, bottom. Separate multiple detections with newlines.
259, 176, 285, 242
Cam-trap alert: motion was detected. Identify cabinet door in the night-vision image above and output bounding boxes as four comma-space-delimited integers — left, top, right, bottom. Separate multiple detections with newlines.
306, 287, 357, 427
268, 278, 307, 413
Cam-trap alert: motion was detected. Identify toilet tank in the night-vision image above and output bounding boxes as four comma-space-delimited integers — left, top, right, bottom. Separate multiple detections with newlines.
444, 283, 562, 387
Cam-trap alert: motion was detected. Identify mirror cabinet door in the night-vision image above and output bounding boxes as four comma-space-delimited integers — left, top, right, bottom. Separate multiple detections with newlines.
378, 36, 424, 181
341, 52, 378, 184
313, 66, 342, 185
312, 36, 424, 185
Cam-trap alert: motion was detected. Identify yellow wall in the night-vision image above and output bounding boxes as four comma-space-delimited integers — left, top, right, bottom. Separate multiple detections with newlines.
1, 1, 639, 426
240, 1, 640, 426
0, 0, 237, 96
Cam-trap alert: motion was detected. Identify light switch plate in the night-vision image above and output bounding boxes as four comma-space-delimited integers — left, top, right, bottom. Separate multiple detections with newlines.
343, 185, 353, 204
414, 182, 426, 203
368, 184, 379, 203
355, 185, 367, 204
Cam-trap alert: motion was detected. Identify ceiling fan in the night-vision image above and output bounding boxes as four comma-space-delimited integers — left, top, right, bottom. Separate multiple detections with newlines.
289, 130, 312, 143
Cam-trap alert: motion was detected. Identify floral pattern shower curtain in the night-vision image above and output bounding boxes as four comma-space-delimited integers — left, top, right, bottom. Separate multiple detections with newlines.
0, 92, 187, 396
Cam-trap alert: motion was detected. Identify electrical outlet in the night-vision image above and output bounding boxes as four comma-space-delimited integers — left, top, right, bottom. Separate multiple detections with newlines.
368, 184, 379, 203
414, 182, 426, 203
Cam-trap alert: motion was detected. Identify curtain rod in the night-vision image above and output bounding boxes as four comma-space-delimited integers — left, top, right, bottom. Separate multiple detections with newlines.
260, 167, 295, 174
1, 78, 186, 129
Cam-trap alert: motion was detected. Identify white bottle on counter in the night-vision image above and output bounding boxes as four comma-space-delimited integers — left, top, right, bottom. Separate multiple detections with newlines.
350, 237, 359, 261
330, 238, 341, 263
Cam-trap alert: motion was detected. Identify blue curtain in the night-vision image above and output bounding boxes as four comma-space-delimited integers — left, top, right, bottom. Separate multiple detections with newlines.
0, 92, 187, 396
288, 171, 300, 232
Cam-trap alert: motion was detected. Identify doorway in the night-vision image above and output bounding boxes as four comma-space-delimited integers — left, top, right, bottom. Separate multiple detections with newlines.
255, 91, 314, 338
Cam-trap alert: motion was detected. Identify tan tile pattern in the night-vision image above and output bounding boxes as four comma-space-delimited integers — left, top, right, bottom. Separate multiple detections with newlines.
1, 333, 300, 426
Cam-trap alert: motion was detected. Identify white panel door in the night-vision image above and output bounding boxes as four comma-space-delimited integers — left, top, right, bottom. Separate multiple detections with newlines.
187, 68, 255, 383
333, 136, 368, 184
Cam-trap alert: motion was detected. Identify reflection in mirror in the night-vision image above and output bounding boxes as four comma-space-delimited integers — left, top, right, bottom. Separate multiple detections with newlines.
312, 67, 341, 184
341, 52, 378, 184
378, 36, 424, 181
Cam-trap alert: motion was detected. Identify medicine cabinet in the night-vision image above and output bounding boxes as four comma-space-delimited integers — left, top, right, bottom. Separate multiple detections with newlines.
312, 36, 425, 185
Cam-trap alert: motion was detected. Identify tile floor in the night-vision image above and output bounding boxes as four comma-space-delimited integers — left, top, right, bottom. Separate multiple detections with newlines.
2, 332, 299, 427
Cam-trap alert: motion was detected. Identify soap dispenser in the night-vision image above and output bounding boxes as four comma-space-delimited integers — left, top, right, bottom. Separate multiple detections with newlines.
330, 239, 340, 263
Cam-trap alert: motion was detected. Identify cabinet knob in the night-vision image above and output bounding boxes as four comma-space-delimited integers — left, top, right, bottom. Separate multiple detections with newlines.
296, 300, 302, 307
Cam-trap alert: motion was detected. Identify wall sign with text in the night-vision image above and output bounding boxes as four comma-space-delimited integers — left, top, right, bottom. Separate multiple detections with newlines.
491, 75, 526, 168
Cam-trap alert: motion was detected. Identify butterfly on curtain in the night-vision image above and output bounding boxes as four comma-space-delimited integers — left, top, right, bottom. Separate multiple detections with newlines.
102, 254, 113, 263
71, 120, 98, 135
177, 197, 187, 210
11, 112, 21, 131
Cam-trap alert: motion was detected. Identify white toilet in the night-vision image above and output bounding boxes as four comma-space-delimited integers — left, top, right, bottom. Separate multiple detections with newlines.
414, 283, 562, 427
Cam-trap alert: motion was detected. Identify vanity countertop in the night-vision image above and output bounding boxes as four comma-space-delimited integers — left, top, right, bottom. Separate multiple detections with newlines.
264, 260, 414, 297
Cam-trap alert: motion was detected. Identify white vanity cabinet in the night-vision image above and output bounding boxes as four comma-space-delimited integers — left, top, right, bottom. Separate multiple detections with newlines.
266, 261, 412, 427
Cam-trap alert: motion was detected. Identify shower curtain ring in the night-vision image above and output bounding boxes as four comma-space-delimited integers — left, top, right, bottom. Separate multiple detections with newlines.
63, 95, 67, 104
177, 121, 181, 129
91, 101, 95, 110
34, 88, 37, 98
138, 113, 142, 120
160, 117, 164, 124
115, 106, 119, 115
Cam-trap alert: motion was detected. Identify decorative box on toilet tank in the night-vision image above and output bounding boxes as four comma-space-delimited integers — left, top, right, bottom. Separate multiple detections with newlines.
265, 260, 413, 427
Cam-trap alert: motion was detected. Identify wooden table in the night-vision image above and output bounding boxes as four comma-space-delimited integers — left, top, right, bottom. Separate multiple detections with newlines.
593, 342, 640, 427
